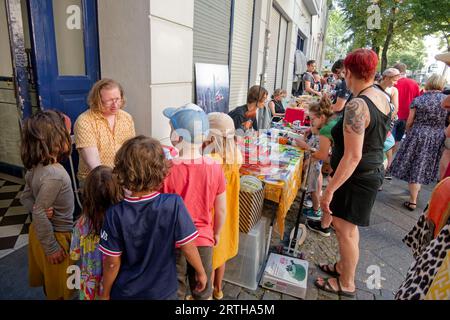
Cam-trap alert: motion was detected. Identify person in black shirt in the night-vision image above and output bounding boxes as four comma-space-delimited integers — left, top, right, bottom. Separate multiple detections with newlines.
228, 85, 268, 132
268, 89, 286, 118
315, 49, 392, 298
330, 59, 351, 115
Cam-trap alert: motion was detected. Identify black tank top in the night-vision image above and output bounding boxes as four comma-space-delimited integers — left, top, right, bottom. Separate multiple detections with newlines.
331, 86, 392, 173
271, 99, 285, 114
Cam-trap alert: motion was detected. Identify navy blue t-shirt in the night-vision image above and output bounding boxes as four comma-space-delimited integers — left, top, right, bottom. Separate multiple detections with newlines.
99, 192, 198, 300
333, 79, 351, 104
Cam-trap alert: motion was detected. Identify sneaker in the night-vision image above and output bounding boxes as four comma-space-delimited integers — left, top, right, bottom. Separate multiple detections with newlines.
306, 220, 331, 237
384, 173, 392, 180
303, 207, 322, 221
303, 194, 313, 208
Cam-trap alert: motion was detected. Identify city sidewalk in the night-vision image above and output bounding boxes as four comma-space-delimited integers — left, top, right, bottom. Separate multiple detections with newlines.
220, 177, 432, 301
0, 177, 432, 300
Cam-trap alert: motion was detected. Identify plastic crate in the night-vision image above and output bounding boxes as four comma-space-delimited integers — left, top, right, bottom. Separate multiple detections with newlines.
223, 217, 267, 290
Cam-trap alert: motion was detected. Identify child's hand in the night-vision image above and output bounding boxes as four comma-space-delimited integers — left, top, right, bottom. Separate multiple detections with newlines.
193, 271, 207, 293
32, 205, 54, 219
47, 248, 67, 265
45, 207, 54, 219
213, 233, 220, 247
321, 211, 333, 229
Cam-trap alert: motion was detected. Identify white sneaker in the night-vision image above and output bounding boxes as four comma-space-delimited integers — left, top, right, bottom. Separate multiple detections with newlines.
303, 194, 313, 208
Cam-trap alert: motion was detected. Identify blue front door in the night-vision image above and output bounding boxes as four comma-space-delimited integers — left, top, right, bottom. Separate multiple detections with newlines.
28, 0, 99, 124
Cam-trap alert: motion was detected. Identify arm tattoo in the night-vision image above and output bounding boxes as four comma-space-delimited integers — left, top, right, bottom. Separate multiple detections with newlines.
344, 98, 368, 135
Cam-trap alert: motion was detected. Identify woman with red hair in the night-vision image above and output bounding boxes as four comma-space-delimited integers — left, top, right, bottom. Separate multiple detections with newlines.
315, 49, 392, 297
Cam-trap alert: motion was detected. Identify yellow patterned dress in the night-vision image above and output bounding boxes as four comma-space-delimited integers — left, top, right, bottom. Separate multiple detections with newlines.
210, 153, 241, 270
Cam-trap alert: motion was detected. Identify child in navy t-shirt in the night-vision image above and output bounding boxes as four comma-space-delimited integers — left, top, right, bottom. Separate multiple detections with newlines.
98, 135, 207, 300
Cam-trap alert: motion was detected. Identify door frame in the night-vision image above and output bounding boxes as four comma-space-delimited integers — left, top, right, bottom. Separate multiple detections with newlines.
2, 0, 100, 178
5, 0, 32, 119
28, 0, 100, 119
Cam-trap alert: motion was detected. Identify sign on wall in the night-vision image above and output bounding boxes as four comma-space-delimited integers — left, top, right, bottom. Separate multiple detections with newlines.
195, 63, 230, 114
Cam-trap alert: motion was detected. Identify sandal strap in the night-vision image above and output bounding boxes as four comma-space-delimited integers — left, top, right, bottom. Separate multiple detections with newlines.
323, 278, 335, 292
336, 277, 343, 292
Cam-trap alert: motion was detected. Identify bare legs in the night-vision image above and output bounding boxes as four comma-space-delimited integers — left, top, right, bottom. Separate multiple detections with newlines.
210, 264, 225, 299
316, 216, 358, 293
311, 173, 323, 211
386, 149, 394, 171
408, 183, 421, 207
212, 264, 225, 293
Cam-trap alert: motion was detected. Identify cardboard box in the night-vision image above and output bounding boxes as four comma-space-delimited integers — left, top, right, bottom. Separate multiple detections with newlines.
260, 253, 309, 299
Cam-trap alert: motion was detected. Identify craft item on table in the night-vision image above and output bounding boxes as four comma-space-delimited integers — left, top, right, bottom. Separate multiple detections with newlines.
278, 137, 289, 145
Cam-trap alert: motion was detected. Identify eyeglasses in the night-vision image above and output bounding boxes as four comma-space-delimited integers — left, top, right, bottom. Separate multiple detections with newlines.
102, 97, 122, 107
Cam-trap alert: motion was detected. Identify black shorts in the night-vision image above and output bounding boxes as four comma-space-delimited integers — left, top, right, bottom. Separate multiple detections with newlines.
330, 168, 384, 227
392, 120, 406, 142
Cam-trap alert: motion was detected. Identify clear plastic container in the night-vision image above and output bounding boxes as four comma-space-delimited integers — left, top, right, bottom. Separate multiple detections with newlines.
223, 217, 267, 290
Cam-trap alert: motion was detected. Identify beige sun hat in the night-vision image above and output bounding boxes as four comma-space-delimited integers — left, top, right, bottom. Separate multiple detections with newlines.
207, 112, 235, 136
435, 52, 450, 66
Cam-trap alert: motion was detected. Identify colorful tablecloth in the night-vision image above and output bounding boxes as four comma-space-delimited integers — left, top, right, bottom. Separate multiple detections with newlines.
239, 133, 304, 236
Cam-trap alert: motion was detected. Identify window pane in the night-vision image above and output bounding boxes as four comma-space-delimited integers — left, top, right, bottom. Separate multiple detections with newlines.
52, 0, 85, 75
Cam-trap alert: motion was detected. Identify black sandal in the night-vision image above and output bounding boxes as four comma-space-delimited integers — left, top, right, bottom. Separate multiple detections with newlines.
314, 277, 356, 298
403, 201, 417, 211
317, 262, 340, 277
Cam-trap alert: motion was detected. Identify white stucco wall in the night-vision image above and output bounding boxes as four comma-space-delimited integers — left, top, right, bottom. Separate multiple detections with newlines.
98, 0, 194, 143
97, 0, 327, 139
97, 0, 151, 136
149, 0, 194, 143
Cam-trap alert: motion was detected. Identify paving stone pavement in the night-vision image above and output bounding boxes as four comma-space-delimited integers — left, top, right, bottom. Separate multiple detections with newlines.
0, 177, 432, 300
219, 177, 432, 301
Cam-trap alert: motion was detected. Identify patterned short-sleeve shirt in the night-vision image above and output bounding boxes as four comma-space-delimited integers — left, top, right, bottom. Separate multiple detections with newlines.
74, 109, 136, 180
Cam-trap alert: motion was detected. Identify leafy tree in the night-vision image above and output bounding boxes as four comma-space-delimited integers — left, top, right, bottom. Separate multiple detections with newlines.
324, 8, 350, 64
409, 0, 450, 51
388, 36, 426, 72
337, 0, 449, 71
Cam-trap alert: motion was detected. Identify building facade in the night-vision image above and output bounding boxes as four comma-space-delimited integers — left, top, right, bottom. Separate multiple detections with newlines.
0, 0, 329, 175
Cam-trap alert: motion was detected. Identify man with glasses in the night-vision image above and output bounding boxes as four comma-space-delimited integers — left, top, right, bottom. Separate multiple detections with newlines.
74, 79, 136, 186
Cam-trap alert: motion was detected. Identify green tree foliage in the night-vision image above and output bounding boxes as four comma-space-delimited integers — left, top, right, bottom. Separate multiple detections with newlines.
324, 8, 350, 64
388, 36, 426, 71
409, 0, 450, 50
337, 0, 449, 71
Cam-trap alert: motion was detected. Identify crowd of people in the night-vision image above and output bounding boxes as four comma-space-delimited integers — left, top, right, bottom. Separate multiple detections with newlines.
18, 48, 450, 300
